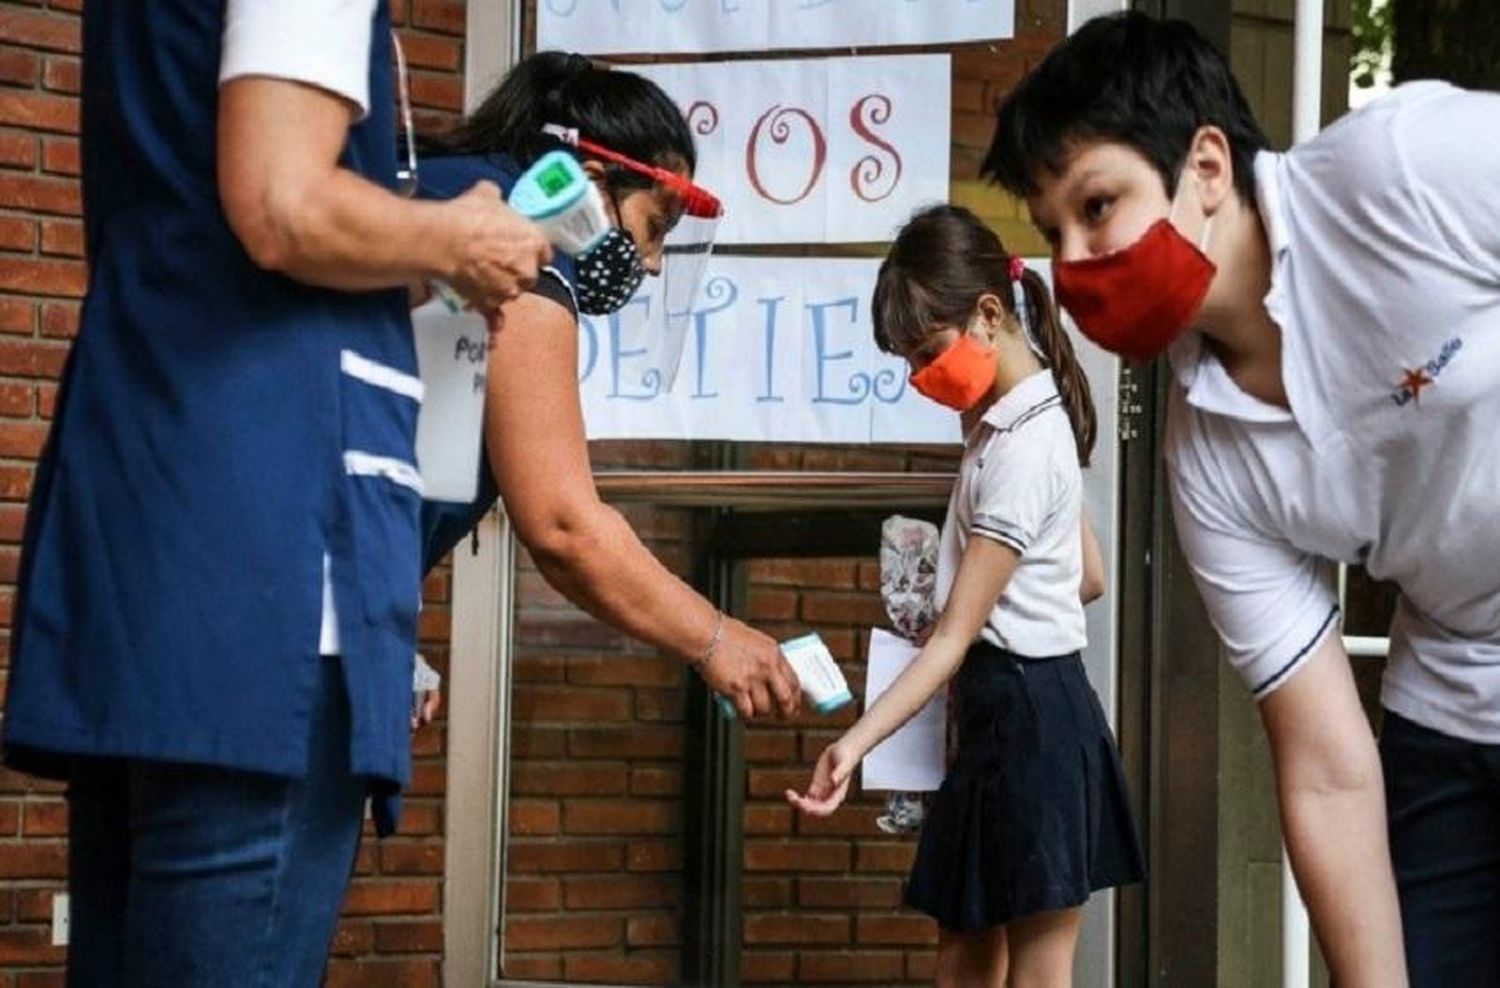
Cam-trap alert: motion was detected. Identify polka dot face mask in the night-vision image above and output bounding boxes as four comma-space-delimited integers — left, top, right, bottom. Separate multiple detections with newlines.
573, 225, 647, 315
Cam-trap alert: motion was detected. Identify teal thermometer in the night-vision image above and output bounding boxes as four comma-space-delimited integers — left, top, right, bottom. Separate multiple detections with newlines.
429, 150, 612, 312
508, 150, 613, 256
714, 632, 854, 720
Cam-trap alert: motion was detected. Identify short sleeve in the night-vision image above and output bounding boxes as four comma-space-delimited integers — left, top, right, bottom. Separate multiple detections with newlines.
970, 440, 1054, 556
220, 0, 379, 119
533, 266, 578, 320
1168, 464, 1340, 698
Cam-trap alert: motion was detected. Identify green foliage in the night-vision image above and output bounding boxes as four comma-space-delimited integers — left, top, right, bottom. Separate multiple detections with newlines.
1351, 0, 1394, 89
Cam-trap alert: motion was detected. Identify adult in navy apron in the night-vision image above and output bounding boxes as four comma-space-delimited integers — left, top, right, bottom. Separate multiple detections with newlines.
1, 2, 546, 983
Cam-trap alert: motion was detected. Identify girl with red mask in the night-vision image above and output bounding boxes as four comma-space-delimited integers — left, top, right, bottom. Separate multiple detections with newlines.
787, 204, 1144, 988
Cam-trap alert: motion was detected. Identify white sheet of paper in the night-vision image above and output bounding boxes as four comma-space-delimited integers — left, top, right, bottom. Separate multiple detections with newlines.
411, 299, 489, 502
861, 628, 947, 792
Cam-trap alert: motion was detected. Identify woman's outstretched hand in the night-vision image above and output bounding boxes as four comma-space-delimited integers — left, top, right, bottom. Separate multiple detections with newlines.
698, 618, 801, 720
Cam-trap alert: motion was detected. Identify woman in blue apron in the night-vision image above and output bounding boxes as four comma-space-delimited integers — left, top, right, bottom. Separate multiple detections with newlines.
415, 52, 803, 721
1, 3, 546, 984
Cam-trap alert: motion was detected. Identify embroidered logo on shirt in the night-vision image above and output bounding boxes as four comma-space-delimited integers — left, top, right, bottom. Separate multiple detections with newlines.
1391, 337, 1463, 408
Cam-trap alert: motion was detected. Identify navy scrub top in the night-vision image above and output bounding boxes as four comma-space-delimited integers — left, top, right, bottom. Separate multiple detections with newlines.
4, 1, 424, 831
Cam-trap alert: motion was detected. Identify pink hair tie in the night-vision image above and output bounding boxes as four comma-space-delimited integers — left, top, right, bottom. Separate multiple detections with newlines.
1007, 255, 1045, 361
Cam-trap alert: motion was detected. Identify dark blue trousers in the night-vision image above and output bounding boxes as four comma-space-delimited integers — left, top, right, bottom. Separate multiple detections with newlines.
65, 658, 366, 987
1382, 709, 1500, 987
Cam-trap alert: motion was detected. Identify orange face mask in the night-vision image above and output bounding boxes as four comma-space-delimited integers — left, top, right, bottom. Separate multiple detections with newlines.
909, 334, 998, 411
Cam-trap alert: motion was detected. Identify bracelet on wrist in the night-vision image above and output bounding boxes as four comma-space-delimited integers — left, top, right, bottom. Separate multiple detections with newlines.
693, 610, 725, 668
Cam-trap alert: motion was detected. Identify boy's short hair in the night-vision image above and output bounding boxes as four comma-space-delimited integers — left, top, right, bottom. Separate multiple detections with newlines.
983, 12, 1270, 203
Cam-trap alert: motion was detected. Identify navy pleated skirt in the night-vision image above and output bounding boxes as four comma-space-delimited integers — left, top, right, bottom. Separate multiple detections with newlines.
903, 642, 1145, 931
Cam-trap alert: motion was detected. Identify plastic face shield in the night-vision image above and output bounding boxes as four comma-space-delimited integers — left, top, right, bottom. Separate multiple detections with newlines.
654, 205, 720, 392
544, 125, 723, 392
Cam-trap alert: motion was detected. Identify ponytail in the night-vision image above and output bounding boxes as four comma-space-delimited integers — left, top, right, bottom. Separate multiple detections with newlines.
1018, 268, 1096, 466
422, 51, 696, 184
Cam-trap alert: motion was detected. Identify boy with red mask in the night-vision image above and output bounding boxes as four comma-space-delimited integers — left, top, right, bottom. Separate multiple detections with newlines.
984, 12, 1500, 986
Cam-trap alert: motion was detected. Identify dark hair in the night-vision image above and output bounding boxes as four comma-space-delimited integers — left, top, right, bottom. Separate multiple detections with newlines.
983, 12, 1269, 203
424, 51, 696, 193
873, 204, 1096, 465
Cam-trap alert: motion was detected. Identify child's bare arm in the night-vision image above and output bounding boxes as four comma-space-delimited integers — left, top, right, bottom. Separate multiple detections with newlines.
787, 537, 1019, 816
1080, 514, 1105, 604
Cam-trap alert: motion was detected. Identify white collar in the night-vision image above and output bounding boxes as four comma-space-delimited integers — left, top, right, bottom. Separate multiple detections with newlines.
1166, 150, 1295, 425
977, 369, 1060, 438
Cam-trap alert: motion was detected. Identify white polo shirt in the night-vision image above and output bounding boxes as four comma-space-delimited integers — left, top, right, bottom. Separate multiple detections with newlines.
935, 370, 1088, 658
1165, 82, 1500, 742
220, 0, 382, 655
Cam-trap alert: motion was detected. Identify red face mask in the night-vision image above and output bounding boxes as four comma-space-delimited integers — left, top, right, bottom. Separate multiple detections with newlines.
909, 334, 998, 411
1052, 216, 1216, 363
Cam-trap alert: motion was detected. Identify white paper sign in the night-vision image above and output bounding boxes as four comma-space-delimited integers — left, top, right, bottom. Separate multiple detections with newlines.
577, 255, 961, 445
632, 56, 950, 244
861, 628, 947, 792
411, 300, 489, 502
539, 0, 1015, 56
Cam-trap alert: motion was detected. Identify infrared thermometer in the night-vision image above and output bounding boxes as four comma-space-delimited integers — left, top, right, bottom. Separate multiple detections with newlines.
714, 633, 854, 720
429, 150, 613, 312
509, 150, 613, 255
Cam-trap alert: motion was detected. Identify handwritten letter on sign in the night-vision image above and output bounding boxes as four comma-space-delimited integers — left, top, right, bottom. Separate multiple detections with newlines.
539, 0, 1015, 56
577, 255, 961, 445
633, 56, 950, 245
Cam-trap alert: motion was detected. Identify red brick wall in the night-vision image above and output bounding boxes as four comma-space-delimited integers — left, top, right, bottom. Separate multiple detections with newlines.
496, 462, 944, 987
738, 555, 940, 986
0, 0, 92, 980
500, 450, 698, 983
0, 1, 469, 984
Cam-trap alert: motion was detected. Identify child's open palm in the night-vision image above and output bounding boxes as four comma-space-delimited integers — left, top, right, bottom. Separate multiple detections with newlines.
785, 740, 858, 817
